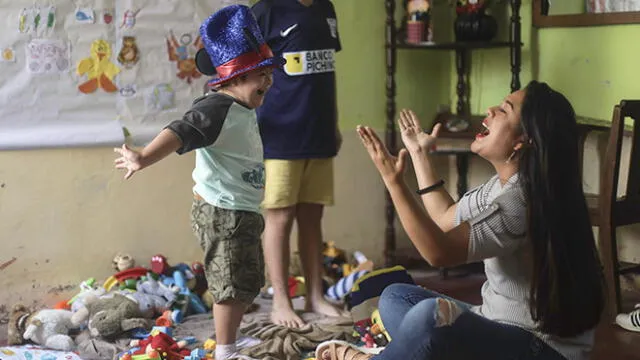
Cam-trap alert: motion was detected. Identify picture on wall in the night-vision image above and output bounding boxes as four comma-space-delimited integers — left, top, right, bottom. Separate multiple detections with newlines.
587, 0, 640, 13
0, 0, 246, 150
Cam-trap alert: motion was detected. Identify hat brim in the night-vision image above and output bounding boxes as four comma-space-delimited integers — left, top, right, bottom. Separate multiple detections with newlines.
206, 56, 286, 87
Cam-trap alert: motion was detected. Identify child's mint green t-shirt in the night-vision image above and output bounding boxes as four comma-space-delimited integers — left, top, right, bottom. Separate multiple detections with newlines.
166, 92, 264, 213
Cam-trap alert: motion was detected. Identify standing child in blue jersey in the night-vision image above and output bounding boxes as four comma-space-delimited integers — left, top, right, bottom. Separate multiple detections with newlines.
251, 0, 346, 328
113, 5, 284, 359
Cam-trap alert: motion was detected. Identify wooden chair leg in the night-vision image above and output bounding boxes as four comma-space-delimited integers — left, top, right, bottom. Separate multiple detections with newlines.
609, 227, 623, 315
598, 223, 619, 322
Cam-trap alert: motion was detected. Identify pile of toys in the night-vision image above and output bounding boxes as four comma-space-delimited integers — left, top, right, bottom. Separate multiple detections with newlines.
7, 253, 218, 359
260, 242, 374, 303
117, 326, 217, 360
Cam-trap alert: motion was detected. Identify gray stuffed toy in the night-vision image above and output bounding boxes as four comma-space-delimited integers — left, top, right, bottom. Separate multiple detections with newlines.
71, 293, 152, 339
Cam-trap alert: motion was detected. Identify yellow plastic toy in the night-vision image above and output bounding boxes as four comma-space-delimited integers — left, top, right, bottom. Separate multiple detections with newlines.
103, 275, 119, 291
203, 338, 217, 351
77, 39, 120, 93
323, 241, 345, 259
370, 309, 390, 342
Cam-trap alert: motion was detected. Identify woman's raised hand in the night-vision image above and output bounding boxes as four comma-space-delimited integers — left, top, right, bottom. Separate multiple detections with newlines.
398, 109, 441, 154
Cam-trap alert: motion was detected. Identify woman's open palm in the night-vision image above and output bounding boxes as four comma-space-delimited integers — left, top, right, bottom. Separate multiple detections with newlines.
357, 125, 408, 184
398, 109, 441, 153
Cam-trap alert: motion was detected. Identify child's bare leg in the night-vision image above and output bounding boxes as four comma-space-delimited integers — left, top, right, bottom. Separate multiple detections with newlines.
264, 207, 305, 328
214, 300, 246, 359
297, 203, 348, 317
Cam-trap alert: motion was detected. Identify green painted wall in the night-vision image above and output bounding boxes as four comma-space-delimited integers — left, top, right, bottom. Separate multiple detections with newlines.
460, 0, 640, 121
537, 25, 640, 120
333, 1, 452, 130
547, 0, 584, 15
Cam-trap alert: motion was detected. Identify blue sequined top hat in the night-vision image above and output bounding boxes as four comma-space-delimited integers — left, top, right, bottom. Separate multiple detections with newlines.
195, 4, 285, 87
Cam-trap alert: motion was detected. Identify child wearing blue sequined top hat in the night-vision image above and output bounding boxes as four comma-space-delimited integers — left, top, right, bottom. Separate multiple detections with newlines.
113, 5, 285, 359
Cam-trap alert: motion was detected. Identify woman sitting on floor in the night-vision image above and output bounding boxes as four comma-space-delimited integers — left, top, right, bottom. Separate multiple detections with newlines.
317, 81, 605, 360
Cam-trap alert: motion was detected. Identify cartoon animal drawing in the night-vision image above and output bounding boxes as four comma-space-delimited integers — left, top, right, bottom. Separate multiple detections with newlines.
75, 8, 95, 23
77, 40, 120, 94
118, 36, 139, 68
166, 30, 203, 84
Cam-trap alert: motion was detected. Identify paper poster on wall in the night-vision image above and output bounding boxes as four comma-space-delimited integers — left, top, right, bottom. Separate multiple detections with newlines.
146, 83, 176, 112
77, 40, 120, 93
75, 7, 95, 24
101, 8, 114, 25
18, 5, 56, 36
120, 9, 140, 29
26, 39, 70, 74
1, 47, 16, 62
587, 0, 640, 12
117, 36, 140, 68
166, 30, 203, 84
0, 0, 247, 150
0, 0, 123, 149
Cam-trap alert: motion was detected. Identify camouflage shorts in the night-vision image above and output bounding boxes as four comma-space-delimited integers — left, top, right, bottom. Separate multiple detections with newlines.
190, 199, 265, 304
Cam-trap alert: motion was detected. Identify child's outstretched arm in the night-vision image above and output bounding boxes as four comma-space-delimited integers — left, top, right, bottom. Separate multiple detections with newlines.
115, 93, 230, 179
114, 129, 181, 179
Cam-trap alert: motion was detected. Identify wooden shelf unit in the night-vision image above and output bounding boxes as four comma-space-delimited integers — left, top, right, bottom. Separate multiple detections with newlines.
383, 0, 523, 267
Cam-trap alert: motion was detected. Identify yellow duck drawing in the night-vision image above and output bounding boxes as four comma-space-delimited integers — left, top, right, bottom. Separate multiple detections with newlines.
77, 39, 120, 93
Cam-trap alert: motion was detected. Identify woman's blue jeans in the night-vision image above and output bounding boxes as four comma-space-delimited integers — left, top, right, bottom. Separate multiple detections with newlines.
370, 283, 567, 360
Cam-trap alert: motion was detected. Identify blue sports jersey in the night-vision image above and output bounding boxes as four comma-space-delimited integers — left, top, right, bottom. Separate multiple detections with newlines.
252, 0, 341, 159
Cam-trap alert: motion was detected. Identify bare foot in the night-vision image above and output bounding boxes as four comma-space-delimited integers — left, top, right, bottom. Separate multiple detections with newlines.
271, 302, 306, 328
306, 297, 349, 318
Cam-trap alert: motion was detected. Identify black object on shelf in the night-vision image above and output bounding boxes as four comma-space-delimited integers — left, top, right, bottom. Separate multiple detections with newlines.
454, 11, 498, 42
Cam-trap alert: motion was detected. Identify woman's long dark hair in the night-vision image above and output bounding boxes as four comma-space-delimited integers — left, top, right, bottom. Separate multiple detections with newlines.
518, 81, 605, 337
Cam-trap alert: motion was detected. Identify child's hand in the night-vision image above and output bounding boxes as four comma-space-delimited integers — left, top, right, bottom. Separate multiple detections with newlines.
114, 144, 143, 179
398, 109, 440, 154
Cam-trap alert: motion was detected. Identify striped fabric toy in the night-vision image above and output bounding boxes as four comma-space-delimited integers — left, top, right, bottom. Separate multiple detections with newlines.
326, 270, 370, 301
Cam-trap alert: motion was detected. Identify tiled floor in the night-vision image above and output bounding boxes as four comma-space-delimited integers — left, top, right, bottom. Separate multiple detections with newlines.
410, 268, 640, 360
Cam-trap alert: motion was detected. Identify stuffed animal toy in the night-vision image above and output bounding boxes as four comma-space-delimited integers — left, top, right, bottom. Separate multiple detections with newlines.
8, 304, 77, 351
137, 275, 177, 304
8, 304, 33, 345
126, 291, 171, 319
129, 332, 191, 360
113, 253, 136, 272
70, 287, 107, 313
71, 293, 152, 339
123, 275, 178, 318
23, 309, 77, 351
326, 270, 370, 302
70, 278, 173, 320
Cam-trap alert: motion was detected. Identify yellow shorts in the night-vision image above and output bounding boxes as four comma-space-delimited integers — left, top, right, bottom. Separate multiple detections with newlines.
262, 158, 334, 209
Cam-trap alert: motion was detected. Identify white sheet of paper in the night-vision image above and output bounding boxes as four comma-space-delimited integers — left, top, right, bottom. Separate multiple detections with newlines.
0, 0, 246, 149
25, 39, 70, 74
